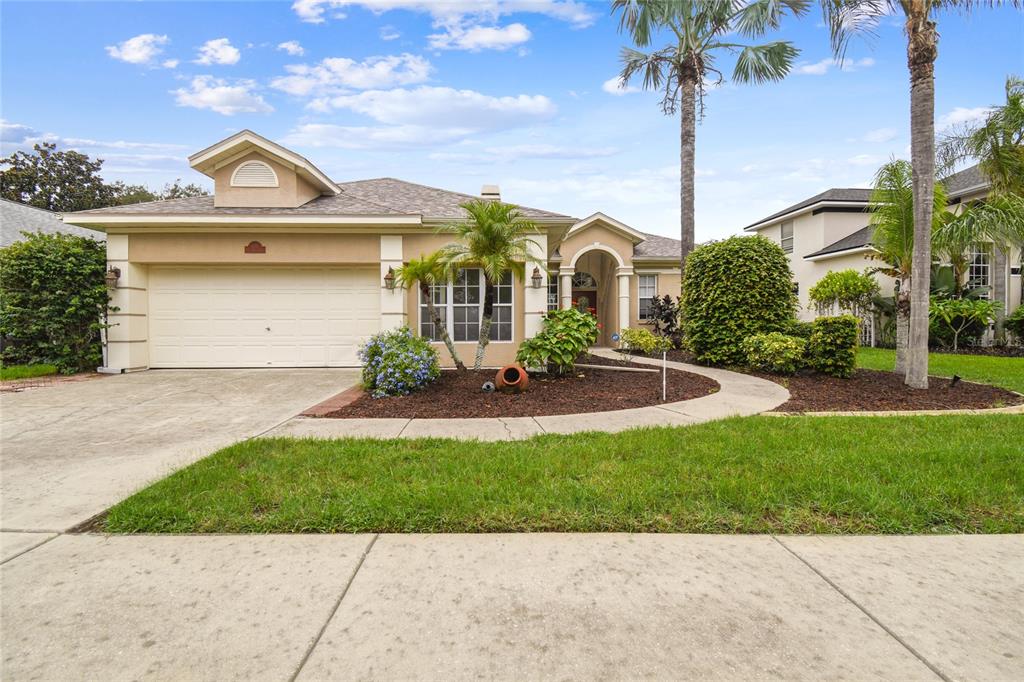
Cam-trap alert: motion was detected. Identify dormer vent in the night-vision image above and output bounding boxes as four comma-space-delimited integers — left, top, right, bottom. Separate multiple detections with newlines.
231, 160, 279, 188
481, 184, 501, 201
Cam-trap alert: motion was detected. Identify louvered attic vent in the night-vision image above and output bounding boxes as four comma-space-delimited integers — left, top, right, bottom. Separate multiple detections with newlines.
231, 160, 278, 187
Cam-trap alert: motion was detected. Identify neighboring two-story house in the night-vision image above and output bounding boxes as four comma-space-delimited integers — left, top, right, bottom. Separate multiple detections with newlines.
743, 165, 1022, 342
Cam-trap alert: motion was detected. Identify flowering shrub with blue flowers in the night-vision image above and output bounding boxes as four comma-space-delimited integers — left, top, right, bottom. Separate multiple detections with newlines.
358, 327, 441, 398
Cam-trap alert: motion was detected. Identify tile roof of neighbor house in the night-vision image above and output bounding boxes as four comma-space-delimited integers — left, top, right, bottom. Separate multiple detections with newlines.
803, 225, 872, 259
744, 163, 988, 231
69, 177, 572, 220
1, 199, 104, 246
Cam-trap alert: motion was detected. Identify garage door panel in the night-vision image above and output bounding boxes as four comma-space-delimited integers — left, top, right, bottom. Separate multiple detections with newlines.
148, 267, 380, 368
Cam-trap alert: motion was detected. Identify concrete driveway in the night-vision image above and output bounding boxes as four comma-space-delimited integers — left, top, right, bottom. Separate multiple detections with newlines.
0, 369, 358, 532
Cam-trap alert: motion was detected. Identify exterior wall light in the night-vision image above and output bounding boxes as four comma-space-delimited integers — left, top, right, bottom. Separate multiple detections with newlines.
530, 266, 543, 289
384, 266, 396, 290
104, 267, 121, 289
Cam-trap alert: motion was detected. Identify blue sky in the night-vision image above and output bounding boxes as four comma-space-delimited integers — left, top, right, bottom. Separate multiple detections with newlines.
2, 1, 1021, 240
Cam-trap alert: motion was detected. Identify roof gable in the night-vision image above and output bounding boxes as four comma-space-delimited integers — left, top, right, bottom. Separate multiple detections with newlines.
566, 212, 645, 243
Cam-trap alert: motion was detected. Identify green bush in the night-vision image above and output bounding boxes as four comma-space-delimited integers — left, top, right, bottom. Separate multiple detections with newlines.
806, 315, 859, 378
1007, 306, 1024, 343
783, 319, 814, 339
929, 297, 1000, 351
516, 308, 598, 373
680, 236, 796, 365
618, 327, 671, 355
742, 332, 806, 375
808, 269, 878, 316
358, 327, 440, 398
0, 232, 109, 373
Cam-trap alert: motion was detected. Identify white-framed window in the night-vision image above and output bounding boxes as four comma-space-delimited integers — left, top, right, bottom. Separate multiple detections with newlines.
780, 221, 794, 254
968, 244, 991, 298
638, 274, 658, 321
547, 271, 559, 311
419, 268, 513, 343
230, 160, 279, 187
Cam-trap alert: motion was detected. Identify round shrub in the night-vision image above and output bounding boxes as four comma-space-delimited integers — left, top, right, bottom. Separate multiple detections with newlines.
515, 307, 598, 373
742, 332, 806, 375
358, 327, 440, 398
681, 236, 796, 365
806, 315, 859, 378
1006, 305, 1024, 343
619, 327, 668, 355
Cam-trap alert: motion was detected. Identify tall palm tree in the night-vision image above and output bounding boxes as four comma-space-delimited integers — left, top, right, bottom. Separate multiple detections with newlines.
395, 253, 466, 371
819, 2, 1019, 388
868, 160, 947, 374
613, 0, 808, 271
438, 200, 542, 370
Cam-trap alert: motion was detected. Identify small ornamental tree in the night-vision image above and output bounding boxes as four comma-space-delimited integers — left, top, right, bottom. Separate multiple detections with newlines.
808, 269, 879, 317
0, 232, 110, 373
929, 297, 1000, 352
680, 236, 796, 365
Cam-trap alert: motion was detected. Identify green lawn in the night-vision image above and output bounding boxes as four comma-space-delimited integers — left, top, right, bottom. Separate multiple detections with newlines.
104, 414, 1024, 535
0, 363, 58, 381
858, 347, 1024, 394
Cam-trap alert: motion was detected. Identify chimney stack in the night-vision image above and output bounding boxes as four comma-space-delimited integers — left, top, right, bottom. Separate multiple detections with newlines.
480, 184, 501, 202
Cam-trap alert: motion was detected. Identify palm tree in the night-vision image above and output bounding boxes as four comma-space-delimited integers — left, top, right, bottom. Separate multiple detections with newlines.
612, 0, 808, 271
438, 200, 542, 370
395, 253, 466, 371
819, 3, 1020, 388
867, 160, 947, 374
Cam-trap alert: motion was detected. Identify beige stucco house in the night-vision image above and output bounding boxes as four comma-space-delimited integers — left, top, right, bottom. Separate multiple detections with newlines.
744, 165, 1022, 342
62, 130, 681, 372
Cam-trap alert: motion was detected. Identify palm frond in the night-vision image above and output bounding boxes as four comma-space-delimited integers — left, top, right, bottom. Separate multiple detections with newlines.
818, 0, 890, 62
733, 42, 801, 83
734, 0, 811, 37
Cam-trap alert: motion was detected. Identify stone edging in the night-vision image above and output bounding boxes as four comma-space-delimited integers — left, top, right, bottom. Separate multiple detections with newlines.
266, 350, 791, 442
767, 402, 1024, 417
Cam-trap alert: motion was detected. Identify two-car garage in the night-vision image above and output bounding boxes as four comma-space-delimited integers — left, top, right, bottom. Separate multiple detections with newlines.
147, 266, 380, 368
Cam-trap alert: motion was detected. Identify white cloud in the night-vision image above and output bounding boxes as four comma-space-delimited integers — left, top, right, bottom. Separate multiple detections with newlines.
172, 76, 272, 115
602, 76, 640, 96
194, 38, 241, 65
861, 127, 897, 143
937, 106, 993, 130
1, 120, 40, 145
796, 56, 875, 76
105, 34, 170, 66
282, 123, 471, 149
380, 25, 401, 40
277, 40, 305, 56
291, 0, 596, 28
313, 86, 556, 130
429, 143, 618, 163
848, 153, 882, 166
271, 53, 431, 96
162, 59, 180, 69
429, 22, 531, 51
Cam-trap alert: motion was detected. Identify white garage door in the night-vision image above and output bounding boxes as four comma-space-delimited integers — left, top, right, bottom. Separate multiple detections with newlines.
149, 266, 379, 368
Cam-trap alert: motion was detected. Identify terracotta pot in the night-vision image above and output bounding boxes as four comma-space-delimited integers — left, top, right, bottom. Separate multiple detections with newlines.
495, 364, 529, 393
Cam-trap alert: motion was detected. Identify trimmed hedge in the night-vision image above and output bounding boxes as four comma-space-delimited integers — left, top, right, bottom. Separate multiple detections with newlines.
742, 332, 806, 375
681, 236, 796, 365
806, 315, 859, 378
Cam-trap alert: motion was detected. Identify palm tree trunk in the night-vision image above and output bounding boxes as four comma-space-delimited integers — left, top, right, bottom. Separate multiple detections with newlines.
993, 245, 1007, 343
679, 76, 697, 272
904, 6, 938, 390
895, 288, 910, 374
422, 284, 465, 371
474, 276, 495, 370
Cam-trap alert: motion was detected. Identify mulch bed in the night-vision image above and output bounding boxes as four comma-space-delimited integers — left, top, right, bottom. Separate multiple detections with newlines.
0, 372, 107, 393
323, 357, 719, 419
761, 369, 1023, 413
611, 349, 1021, 412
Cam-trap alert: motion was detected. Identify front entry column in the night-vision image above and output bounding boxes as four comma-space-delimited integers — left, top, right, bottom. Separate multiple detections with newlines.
616, 266, 633, 336
559, 266, 573, 310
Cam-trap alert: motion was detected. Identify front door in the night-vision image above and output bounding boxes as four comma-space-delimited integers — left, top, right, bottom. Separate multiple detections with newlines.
572, 288, 600, 343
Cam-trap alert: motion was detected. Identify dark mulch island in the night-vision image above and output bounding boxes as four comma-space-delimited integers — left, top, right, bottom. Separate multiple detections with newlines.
763, 369, 1023, 412
325, 358, 719, 419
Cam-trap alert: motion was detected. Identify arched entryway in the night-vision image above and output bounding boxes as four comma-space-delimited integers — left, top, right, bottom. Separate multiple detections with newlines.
562, 248, 626, 346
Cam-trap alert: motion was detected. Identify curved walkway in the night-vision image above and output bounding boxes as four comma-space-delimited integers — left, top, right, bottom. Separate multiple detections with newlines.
267, 349, 790, 441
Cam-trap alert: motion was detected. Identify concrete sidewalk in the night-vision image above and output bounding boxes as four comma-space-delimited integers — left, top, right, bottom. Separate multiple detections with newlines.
2, 532, 1021, 681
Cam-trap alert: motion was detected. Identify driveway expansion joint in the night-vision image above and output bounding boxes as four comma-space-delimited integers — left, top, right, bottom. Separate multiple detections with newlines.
772, 536, 951, 682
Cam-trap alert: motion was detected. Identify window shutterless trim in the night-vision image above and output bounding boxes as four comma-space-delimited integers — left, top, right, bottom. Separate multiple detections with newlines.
417, 268, 515, 344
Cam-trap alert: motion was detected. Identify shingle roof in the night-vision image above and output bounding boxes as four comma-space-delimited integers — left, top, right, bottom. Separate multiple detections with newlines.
944, 164, 987, 197
633, 232, 682, 259
803, 225, 872, 259
69, 177, 572, 220
1, 199, 104, 246
744, 188, 872, 230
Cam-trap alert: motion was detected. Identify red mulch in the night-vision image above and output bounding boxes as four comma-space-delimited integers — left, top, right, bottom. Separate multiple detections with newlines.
761, 369, 1023, 412
323, 361, 719, 419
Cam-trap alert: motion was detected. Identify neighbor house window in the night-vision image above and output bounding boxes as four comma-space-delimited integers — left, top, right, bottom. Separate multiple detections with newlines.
968, 244, 991, 298
638, 274, 658, 321
780, 221, 794, 254
547, 272, 559, 311
419, 268, 513, 342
